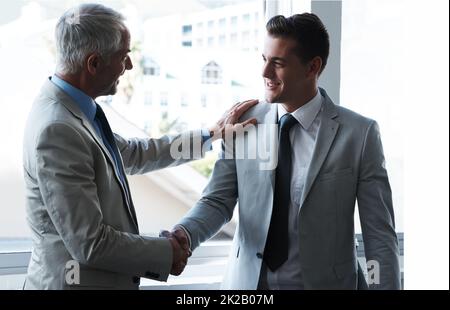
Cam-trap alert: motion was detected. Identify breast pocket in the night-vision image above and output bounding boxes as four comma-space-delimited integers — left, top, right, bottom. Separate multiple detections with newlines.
318, 167, 353, 182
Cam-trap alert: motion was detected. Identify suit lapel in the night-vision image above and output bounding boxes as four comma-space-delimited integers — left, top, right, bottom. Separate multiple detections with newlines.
58, 95, 123, 186
77, 112, 139, 230
299, 90, 340, 209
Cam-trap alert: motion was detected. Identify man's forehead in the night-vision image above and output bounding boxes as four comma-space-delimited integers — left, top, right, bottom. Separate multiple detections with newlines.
263, 36, 297, 58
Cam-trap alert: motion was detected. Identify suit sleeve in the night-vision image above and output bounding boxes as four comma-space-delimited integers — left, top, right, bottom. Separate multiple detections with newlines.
357, 120, 401, 289
35, 122, 172, 281
177, 141, 239, 250
114, 129, 206, 175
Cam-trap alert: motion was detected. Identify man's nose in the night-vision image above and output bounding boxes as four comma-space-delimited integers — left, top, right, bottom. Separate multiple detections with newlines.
262, 62, 274, 79
126, 56, 133, 70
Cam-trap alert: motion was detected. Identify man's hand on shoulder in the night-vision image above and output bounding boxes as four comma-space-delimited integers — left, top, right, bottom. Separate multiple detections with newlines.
208, 99, 259, 141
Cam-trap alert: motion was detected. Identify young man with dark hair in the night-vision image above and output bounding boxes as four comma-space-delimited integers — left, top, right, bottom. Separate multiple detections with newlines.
166, 13, 400, 290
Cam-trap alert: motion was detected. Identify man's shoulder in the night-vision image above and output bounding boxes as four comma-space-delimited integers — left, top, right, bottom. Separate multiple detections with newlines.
25, 82, 85, 148
30, 79, 82, 127
238, 100, 273, 123
29, 96, 79, 130
333, 103, 375, 127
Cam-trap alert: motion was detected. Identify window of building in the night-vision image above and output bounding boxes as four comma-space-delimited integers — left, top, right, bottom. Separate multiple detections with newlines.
160, 92, 168, 107
218, 34, 226, 47
201, 61, 222, 84
242, 13, 250, 25
207, 36, 214, 47
182, 24, 192, 34
182, 41, 192, 47
230, 32, 238, 47
207, 20, 214, 32
201, 94, 207, 108
242, 31, 250, 50
142, 57, 160, 76
144, 92, 152, 106
230, 16, 238, 27
218, 18, 226, 30
180, 93, 189, 107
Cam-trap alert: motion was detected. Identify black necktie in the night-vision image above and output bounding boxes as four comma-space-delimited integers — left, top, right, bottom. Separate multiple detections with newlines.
94, 104, 138, 228
264, 113, 298, 271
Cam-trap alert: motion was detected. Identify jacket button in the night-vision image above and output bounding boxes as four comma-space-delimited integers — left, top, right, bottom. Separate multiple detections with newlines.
132, 276, 140, 284
145, 271, 159, 278
256, 253, 263, 259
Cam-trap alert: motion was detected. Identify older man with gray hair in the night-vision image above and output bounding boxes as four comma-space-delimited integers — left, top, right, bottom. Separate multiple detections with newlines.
22, 3, 256, 289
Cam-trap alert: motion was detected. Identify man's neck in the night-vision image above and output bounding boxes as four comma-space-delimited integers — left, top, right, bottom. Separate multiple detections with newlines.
55, 72, 97, 99
281, 87, 318, 113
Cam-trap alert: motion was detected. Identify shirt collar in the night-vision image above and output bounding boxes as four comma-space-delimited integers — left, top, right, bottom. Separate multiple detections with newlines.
51, 74, 97, 122
277, 89, 323, 130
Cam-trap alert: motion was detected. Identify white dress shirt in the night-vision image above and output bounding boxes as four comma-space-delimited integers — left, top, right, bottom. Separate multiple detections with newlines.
260, 89, 323, 290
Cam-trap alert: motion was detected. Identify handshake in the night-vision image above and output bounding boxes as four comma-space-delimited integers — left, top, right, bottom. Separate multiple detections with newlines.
159, 227, 191, 276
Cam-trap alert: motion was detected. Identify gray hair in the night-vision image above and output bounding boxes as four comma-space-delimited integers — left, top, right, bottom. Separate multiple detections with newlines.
55, 3, 127, 75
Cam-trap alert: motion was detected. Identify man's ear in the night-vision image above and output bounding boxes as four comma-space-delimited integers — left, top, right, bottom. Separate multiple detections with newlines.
86, 53, 100, 75
308, 56, 323, 78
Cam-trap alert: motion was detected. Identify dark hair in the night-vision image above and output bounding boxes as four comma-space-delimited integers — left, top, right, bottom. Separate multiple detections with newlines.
266, 13, 330, 74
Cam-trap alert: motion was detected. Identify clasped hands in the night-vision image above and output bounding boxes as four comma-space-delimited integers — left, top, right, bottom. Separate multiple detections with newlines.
159, 227, 191, 276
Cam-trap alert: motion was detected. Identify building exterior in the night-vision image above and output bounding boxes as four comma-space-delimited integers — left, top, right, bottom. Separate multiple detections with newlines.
110, 1, 266, 136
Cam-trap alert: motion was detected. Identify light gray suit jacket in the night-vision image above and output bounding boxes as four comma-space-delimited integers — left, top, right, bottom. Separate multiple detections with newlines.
23, 79, 204, 289
179, 88, 401, 290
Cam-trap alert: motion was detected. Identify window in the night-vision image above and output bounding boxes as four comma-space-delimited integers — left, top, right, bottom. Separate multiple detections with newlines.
144, 92, 152, 106
195, 22, 203, 38
180, 93, 188, 107
218, 34, 226, 47
160, 92, 168, 107
242, 13, 250, 24
207, 20, 214, 33
142, 57, 160, 76
230, 16, 238, 27
201, 94, 207, 108
218, 18, 226, 29
182, 24, 192, 34
0, 0, 264, 286
340, 0, 405, 234
201, 61, 222, 84
207, 36, 214, 47
230, 32, 238, 47
242, 31, 250, 50
182, 41, 192, 47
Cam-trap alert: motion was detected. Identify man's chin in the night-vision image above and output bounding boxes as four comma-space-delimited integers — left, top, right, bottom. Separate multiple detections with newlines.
265, 93, 280, 104
102, 86, 117, 97
109, 87, 117, 95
